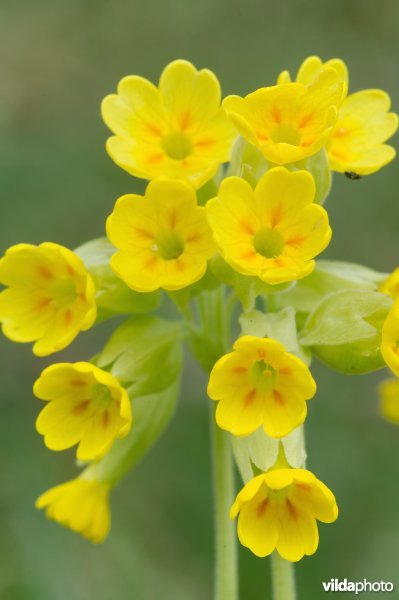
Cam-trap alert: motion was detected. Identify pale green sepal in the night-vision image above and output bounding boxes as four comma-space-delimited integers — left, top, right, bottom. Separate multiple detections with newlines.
97, 315, 183, 395
275, 259, 388, 316
231, 426, 306, 483
300, 290, 392, 347
75, 238, 160, 317
293, 148, 332, 204
240, 307, 311, 364
211, 256, 295, 312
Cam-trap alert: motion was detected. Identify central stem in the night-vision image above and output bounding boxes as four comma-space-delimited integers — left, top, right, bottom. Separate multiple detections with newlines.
210, 403, 238, 600
271, 552, 297, 600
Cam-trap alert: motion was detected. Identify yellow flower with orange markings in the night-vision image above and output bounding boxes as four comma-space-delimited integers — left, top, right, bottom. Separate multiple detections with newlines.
0, 243, 96, 356
379, 267, 399, 299
206, 167, 331, 285
34, 362, 132, 461
107, 179, 216, 292
230, 466, 338, 561
36, 477, 111, 543
101, 59, 235, 188
378, 377, 399, 425
223, 67, 344, 164
207, 335, 316, 438
381, 299, 399, 376
278, 56, 398, 175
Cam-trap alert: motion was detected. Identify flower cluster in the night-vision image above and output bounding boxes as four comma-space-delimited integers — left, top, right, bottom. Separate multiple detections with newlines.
1, 56, 397, 583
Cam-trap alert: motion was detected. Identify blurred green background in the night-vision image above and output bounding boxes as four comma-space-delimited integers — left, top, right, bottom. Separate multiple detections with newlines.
1, 0, 399, 598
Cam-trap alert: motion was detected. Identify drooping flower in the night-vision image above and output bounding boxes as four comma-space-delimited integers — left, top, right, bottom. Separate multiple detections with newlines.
381, 299, 399, 376
207, 335, 316, 438
101, 59, 235, 188
0, 243, 97, 356
278, 56, 398, 175
379, 267, 399, 299
222, 68, 344, 164
36, 477, 111, 543
34, 362, 132, 461
206, 167, 331, 285
107, 179, 216, 292
378, 378, 399, 425
231, 465, 338, 561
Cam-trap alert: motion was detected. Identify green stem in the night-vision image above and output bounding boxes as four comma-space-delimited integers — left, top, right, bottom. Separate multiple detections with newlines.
271, 552, 297, 600
210, 403, 238, 600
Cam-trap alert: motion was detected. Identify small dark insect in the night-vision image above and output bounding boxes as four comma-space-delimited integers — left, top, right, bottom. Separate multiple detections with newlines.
344, 171, 362, 180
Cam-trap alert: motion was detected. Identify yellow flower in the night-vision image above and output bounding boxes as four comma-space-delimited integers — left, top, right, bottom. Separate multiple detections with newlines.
381, 299, 399, 376
34, 362, 132, 461
107, 179, 216, 292
0, 243, 97, 356
207, 335, 316, 438
230, 467, 338, 561
223, 68, 344, 164
278, 56, 398, 175
206, 167, 331, 285
101, 59, 235, 188
36, 477, 111, 543
378, 378, 399, 425
379, 267, 399, 299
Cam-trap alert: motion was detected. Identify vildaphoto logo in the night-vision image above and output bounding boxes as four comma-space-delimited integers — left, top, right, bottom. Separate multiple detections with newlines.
322, 579, 394, 594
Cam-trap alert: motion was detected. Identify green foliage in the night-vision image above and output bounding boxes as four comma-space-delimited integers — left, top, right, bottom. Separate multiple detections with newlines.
96, 315, 183, 395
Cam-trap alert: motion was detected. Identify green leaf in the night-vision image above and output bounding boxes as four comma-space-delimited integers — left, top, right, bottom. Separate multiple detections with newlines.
300, 289, 392, 347
96, 315, 183, 395
75, 238, 160, 317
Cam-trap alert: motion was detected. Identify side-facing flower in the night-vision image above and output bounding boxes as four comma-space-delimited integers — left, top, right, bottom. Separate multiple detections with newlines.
379, 267, 399, 299
223, 68, 344, 164
231, 466, 338, 561
101, 59, 235, 188
381, 299, 399, 376
36, 476, 111, 543
206, 167, 331, 284
378, 378, 399, 425
34, 362, 132, 461
107, 179, 216, 292
0, 243, 97, 356
278, 56, 398, 175
207, 335, 316, 438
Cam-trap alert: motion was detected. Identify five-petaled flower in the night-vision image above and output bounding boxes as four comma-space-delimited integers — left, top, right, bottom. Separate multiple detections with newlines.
101, 59, 235, 189
107, 179, 216, 292
278, 56, 398, 175
36, 477, 111, 543
206, 167, 331, 284
0, 243, 97, 356
223, 67, 344, 164
34, 362, 132, 461
381, 299, 399, 376
207, 335, 316, 438
230, 465, 338, 561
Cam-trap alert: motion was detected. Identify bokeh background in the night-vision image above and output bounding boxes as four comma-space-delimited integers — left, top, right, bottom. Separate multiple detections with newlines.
1, 0, 399, 598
